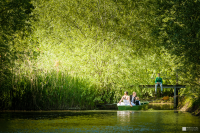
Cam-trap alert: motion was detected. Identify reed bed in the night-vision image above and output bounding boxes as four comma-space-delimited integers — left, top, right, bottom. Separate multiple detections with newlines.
0, 64, 116, 110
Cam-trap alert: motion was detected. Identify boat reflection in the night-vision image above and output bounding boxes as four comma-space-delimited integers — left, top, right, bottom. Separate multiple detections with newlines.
117, 111, 138, 125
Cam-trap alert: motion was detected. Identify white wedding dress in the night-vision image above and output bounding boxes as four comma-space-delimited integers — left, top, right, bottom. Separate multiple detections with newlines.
117, 99, 130, 106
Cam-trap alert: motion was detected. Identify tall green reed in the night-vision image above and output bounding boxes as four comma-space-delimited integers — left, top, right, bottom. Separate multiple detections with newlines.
0, 60, 117, 110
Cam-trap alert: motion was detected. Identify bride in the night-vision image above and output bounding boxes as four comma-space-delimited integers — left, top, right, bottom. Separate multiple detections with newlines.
117, 91, 132, 107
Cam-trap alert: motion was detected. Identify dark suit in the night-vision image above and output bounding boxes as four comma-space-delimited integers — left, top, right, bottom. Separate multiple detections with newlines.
130, 95, 136, 104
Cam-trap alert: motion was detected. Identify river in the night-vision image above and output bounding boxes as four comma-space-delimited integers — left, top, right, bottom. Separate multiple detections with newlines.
0, 104, 199, 133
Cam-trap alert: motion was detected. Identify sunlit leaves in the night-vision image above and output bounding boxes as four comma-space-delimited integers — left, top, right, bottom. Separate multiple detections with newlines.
2, 0, 200, 110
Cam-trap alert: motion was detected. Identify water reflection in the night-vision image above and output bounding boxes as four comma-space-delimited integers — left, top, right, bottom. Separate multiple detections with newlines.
117, 111, 130, 124
0, 110, 199, 132
117, 111, 140, 126
116, 110, 174, 132
174, 110, 179, 113
116, 109, 200, 132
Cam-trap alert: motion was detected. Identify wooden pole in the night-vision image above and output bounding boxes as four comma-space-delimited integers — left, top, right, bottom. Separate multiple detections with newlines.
174, 86, 178, 109
175, 70, 178, 108
174, 86, 177, 109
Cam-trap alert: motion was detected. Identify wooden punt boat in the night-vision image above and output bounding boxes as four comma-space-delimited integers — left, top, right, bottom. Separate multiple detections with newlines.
117, 101, 149, 110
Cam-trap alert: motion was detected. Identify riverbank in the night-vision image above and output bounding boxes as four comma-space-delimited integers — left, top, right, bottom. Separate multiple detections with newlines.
0, 96, 199, 116
177, 96, 200, 116
142, 95, 200, 116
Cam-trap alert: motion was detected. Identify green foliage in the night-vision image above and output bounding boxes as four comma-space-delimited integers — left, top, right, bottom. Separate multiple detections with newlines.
0, 0, 33, 109
152, 0, 200, 99
1, 0, 200, 110
153, 0, 200, 63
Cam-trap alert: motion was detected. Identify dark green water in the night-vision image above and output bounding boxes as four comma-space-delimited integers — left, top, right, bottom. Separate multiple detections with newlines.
0, 104, 199, 133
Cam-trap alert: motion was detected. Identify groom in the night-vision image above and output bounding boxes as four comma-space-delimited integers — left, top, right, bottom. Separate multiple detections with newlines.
130, 92, 137, 106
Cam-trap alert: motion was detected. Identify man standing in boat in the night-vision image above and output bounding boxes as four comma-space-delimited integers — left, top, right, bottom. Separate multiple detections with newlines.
130, 92, 137, 106
155, 73, 163, 95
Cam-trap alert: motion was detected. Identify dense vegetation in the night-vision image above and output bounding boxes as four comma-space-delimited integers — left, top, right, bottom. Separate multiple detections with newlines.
0, 0, 200, 110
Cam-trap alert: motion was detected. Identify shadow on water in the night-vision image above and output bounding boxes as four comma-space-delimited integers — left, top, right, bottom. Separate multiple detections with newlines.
0, 103, 174, 121
0, 111, 117, 120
